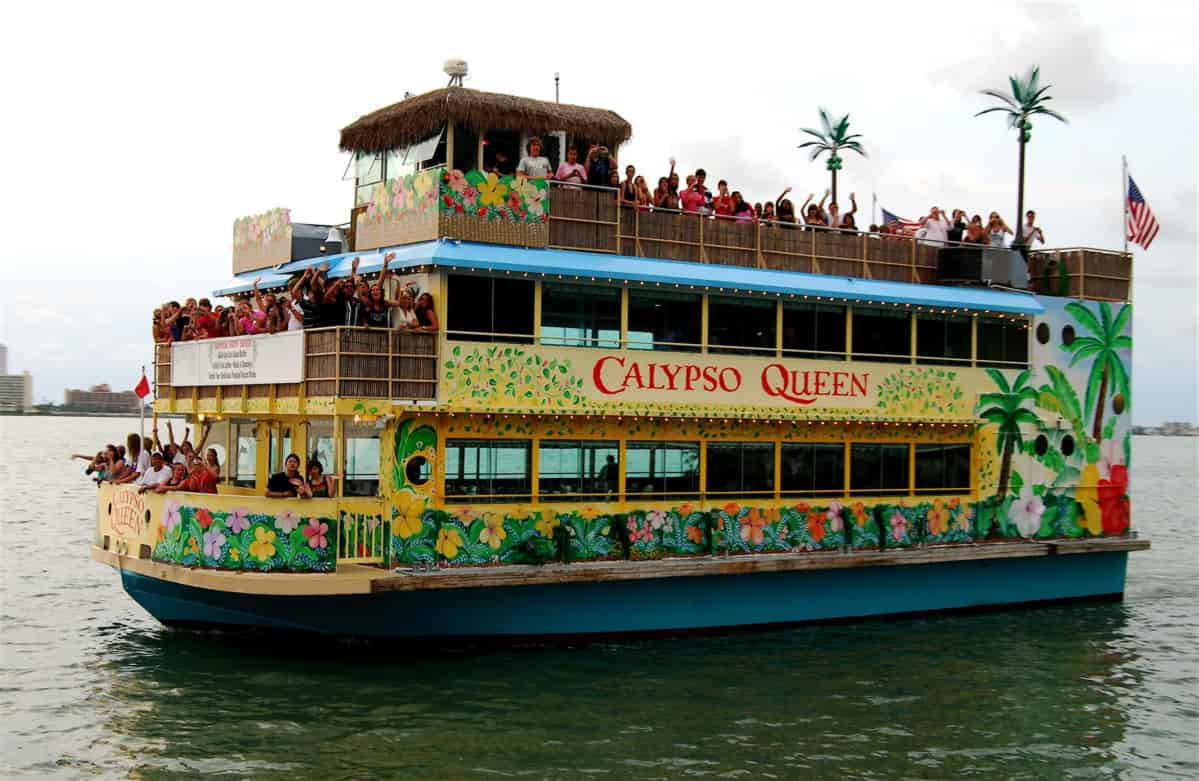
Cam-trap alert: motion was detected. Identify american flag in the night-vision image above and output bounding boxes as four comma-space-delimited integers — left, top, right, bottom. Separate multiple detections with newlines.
881, 208, 921, 234
1126, 175, 1159, 249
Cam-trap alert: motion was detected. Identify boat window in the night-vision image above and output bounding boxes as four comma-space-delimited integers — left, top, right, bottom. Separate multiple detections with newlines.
232, 420, 257, 488
850, 443, 909, 496
851, 307, 911, 363
916, 313, 972, 365
444, 439, 532, 503
625, 441, 699, 500
384, 148, 415, 183
977, 316, 1029, 368
354, 151, 383, 206
914, 444, 972, 494
306, 418, 335, 479
482, 130, 519, 175
343, 420, 380, 497
540, 282, 620, 348
268, 423, 293, 475
446, 274, 534, 343
780, 443, 845, 497
627, 291, 702, 352
538, 440, 620, 501
704, 442, 775, 497
782, 303, 847, 360
707, 296, 776, 355
453, 122, 480, 172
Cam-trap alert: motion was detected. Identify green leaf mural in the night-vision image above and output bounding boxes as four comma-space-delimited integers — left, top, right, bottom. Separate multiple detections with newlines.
978, 369, 1042, 500
1063, 301, 1131, 441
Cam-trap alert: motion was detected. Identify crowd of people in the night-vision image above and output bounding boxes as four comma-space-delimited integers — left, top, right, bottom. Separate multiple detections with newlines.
511, 138, 1046, 247
154, 252, 439, 343
76, 423, 336, 499
74, 422, 218, 495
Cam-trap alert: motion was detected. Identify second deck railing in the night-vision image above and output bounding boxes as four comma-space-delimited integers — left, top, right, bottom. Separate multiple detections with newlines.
156, 328, 438, 406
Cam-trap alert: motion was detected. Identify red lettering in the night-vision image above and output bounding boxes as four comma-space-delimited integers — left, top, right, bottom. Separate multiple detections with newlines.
684, 365, 701, 391
593, 356, 625, 395
832, 372, 847, 396
799, 370, 813, 396
718, 368, 742, 392
623, 362, 644, 389
814, 371, 830, 396
701, 366, 719, 392
851, 373, 869, 396
661, 363, 682, 390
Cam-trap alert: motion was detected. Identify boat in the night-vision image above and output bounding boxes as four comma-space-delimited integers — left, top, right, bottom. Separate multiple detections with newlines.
92, 69, 1145, 639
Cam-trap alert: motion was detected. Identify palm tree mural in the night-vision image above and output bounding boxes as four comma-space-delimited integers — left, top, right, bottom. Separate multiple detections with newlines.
798, 108, 866, 207
979, 368, 1040, 500
975, 66, 1067, 250
1062, 302, 1131, 441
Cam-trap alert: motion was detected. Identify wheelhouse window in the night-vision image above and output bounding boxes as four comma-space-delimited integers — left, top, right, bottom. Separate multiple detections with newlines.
540, 282, 620, 348
232, 419, 257, 488
704, 442, 775, 497
851, 307, 911, 363
446, 275, 534, 343
914, 444, 971, 494
707, 297, 776, 355
783, 303, 846, 360
306, 418, 335, 480
916, 313, 972, 365
268, 423, 293, 476
780, 443, 845, 497
538, 440, 619, 501
445, 439, 532, 502
627, 291, 702, 352
343, 420, 380, 497
850, 443, 910, 496
977, 316, 1029, 368
354, 151, 383, 206
625, 441, 699, 500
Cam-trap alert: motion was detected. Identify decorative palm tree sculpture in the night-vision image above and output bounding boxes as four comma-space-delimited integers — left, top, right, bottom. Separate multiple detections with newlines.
979, 368, 1040, 500
975, 66, 1068, 250
1062, 302, 1131, 441
798, 108, 866, 207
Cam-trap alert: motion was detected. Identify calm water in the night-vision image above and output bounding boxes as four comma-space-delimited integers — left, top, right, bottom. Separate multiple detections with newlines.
1, 417, 1196, 779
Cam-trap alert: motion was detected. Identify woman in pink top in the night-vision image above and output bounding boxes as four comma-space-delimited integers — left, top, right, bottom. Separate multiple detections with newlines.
236, 301, 266, 335
554, 147, 587, 190
680, 183, 706, 213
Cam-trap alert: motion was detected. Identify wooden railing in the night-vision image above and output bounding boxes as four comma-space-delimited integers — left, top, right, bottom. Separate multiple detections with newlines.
544, 185, 1132, 300
304, 328, 437, 400
154, 328, 438, 406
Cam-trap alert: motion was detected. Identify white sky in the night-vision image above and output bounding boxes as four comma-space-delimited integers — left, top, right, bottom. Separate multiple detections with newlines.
0, 0, 1195, 424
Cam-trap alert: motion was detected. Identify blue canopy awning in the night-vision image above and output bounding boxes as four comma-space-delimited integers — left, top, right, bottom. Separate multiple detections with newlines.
214, 240, 1043, 314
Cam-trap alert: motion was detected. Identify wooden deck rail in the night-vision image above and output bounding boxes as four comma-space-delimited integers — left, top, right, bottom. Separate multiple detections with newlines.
546, 184, 1132, 300
154, 328, 438, 406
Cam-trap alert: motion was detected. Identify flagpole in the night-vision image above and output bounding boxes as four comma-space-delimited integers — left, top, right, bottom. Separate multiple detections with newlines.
872, 192, 878, 229
1122, 156, 1129, 255
139, 364, 146, 443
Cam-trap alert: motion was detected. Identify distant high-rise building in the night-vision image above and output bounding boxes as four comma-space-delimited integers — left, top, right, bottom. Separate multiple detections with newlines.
0, 370, 33, 413
0, 343, 8, 374
63, 384, 142, 414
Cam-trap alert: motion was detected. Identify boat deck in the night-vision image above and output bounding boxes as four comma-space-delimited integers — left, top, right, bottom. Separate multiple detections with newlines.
94, 536, 1149, 597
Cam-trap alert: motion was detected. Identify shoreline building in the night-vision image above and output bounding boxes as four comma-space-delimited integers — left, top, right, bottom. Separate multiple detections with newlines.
0, 343, 34, 413
64, 384, 141, 414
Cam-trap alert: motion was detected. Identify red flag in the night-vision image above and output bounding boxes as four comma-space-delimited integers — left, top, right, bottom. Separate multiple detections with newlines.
134, 374, 151, 399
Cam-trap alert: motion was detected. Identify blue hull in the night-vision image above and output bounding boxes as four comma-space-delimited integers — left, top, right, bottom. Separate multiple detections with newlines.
120, 553, 1129, 639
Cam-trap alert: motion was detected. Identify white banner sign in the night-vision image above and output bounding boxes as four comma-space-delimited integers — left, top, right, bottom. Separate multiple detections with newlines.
172, 331, 304, 386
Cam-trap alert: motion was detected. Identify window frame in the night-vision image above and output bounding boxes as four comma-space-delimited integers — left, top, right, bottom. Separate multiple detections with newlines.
780, 441, 846, 498
914, 443, 972, 495
537, 439, 620, 502
703, 441, 776, 498
444, 438, 533, 503
849, 442, 911, 497
624, 440, 700, 500
706, 296, 777, 355
539, 281, 621, 349
850, 307, 913, 363
782, 302, 848, 360
626, 290, 703, 352
445, 274, 535, 343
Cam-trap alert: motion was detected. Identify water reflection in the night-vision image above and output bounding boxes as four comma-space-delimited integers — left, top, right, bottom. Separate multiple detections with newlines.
88, 603, 1143, 778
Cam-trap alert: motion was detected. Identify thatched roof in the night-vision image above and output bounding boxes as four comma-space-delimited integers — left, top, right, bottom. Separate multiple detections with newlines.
339, 87, 632, 153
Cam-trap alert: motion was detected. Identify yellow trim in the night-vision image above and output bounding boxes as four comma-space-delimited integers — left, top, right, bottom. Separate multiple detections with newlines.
533, 281, 543, 345
845, 305, 854, 362
909, 312, 918, 366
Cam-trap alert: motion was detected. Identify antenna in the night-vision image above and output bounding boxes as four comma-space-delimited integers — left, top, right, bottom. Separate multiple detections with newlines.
554, 72, 560, 103
443, 58, 468, 87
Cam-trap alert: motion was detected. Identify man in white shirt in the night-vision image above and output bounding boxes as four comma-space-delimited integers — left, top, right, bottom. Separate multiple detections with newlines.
920, 206, 951, 245
1018, 210, 1045, 247
516, 137, 553, 180
136, 451, 173, 491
